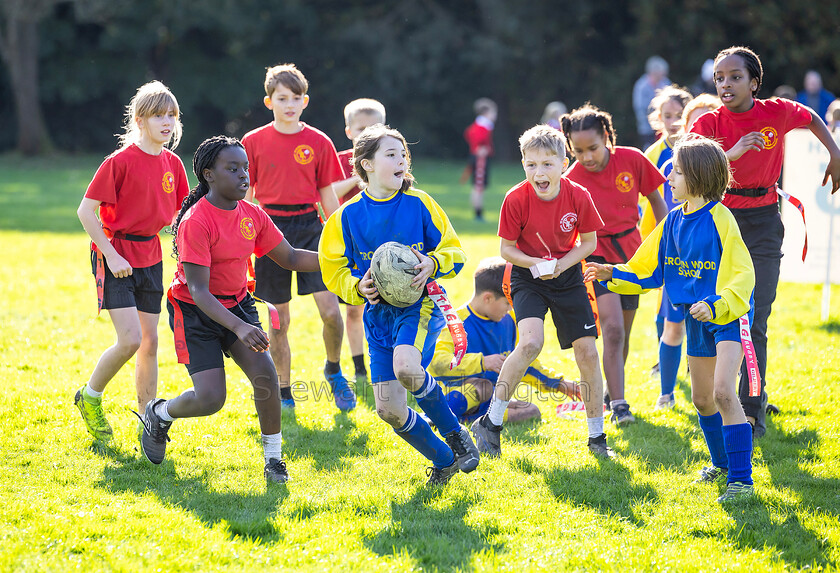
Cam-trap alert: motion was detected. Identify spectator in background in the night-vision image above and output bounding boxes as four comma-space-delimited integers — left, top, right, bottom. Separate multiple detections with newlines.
773, 85, 797, 100
541, 101, 568, 130
633, 56, 671, 149
827, 99, 840, 132
691, 59, 716, 96
797, 70, 836, 120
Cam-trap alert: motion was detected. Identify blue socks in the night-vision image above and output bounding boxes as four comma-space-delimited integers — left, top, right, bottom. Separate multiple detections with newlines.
722, 423, 753, 485
394, 409, 455, 468
698, 412, 728, 469
656, 314, 665, 340
411, 372, 459, 436
659, 341, 682, 396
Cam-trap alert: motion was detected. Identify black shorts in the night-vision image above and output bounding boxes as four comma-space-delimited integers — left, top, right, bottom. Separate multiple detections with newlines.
91, 251, 163, 314
254, 211, 327, 304
469, 154, 491, 187
510, 264, 598, 349
587, 255, 640, 311
167, 294, 262, 375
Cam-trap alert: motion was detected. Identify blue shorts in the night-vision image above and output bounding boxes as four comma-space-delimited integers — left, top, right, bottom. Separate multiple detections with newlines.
658, 287, 684, 323
364, 296, 444, 383
685, 309, 750, 358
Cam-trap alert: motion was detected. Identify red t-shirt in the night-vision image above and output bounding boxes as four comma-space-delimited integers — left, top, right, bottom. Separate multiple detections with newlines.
337, 148, 362, 205
171, 198, 284, 308
464, 118, 494, 155
242, 122, 344, 216
691, 98, 812, 209
84, 144, 190, 268
498, 178, 604, 259
566, 146, 665, 262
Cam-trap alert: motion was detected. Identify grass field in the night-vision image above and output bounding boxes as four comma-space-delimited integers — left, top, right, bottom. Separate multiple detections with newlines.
1, 154, 839, 571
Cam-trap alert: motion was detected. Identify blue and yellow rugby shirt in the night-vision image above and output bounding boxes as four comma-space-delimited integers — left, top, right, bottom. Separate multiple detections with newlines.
603, 200, 755, 325
318, 188, 466, 304
430, 306, 567, 392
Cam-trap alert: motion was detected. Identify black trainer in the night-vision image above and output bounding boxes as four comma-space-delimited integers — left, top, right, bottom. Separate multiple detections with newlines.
444, 425, 480, 473
470, 415, 502, 457
587, 433, 615, 458
140, 398, 172, 464
425, 460, 459, 486
264, 458, 290, 484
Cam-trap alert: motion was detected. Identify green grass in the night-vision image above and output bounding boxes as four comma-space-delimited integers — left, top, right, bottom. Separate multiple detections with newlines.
1, 155, 839, 571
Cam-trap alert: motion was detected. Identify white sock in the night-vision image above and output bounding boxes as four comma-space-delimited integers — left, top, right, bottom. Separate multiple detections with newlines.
84, 384, 103, 399
610, 399, 628, 410
586, 416, 604, 438
262, 431, 283, 464
487, 398, 509, 426
156, 400, 174, 422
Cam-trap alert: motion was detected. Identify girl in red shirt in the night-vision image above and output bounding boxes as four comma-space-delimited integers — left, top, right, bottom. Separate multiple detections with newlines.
139, 136, 319, 484
690, 46, 840, 437
563, 105, 668, 426
75, 81, 189, 444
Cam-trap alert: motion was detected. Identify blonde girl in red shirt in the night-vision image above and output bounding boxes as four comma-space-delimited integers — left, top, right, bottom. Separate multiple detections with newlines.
75, 81, 189, 443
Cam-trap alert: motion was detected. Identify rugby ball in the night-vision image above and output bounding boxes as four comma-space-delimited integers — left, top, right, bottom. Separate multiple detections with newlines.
370, 242, 422, 307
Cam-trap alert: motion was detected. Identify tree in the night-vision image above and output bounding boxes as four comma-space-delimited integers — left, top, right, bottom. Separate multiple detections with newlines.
0, 0, 57, 155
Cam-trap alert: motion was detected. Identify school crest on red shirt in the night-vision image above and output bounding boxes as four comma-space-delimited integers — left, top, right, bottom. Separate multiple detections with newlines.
240, 217, 256, 240
559, 212, 578, 232
760, 127, 779, 150
615, 172, 634, 193
294, 145, 315, 165
162, 171, 175, 194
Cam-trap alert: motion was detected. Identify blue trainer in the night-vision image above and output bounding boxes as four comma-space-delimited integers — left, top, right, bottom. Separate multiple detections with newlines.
326, 369, 356, 411
280, 397, 296, 409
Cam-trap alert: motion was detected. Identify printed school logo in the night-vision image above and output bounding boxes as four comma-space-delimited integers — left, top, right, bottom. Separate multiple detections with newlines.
162, 171, 175, 194
293, 145, 315, 165
559, 212, 578, 232
760, 127, 779, 150
240, 217, 256, 240
615, 172, 634, 193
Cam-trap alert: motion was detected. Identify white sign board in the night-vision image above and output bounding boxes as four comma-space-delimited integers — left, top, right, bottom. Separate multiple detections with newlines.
780, 129, 840, 284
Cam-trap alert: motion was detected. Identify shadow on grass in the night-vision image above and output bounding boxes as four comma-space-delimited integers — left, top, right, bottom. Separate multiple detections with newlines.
97, 449, 288, 544
266, 411, 372, 473
516, 455, 658, 527
816, 320, 840, 334
365, 487, 503, 572
720, 495, 835, 569
611, 416, 697, 471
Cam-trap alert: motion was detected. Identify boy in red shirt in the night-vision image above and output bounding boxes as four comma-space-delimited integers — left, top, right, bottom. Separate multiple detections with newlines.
75, 81, 189, 443
471, 125, 613, 458
242, 63, 355, 412
464, 98, 497, 221
331, 98, 387, 389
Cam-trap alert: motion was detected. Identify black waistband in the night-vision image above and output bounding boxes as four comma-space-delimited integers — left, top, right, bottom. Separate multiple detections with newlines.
601, 226, 635, 239
263, 203, 314, 212
726, 187, 771, 197
111, 232, 156, 242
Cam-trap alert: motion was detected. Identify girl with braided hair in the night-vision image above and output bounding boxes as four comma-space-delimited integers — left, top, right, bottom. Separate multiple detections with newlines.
563, 104, 668, 426
139, 136, 319, 484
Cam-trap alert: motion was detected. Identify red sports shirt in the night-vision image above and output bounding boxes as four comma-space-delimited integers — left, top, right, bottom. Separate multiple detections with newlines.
242, 122, 344, 215
464, 118, 494, 155
84, 144, 189, 268
691, 98, 812, 209
337, 148, 362, 205
566, 146, 665, 262
498, 178, 604, 259
171, 198, 284, 308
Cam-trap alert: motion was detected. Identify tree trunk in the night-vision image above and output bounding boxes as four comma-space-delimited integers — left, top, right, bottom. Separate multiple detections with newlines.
1, 12, 53, 155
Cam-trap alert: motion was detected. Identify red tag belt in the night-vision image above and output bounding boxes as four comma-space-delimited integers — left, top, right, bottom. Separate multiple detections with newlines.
426, 280, 467, 369
739, 314, 761, 397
